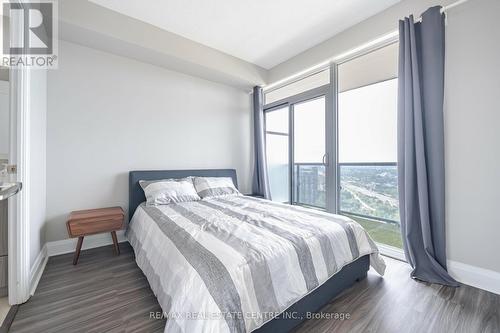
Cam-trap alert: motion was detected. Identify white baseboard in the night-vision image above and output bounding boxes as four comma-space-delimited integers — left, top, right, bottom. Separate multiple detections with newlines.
447, 260, 500, 295
29, 231, 127, 296
29, 245, 48, 296
377, 245, 499, 295
46, 230, 127, 257
377, 245, 500, 295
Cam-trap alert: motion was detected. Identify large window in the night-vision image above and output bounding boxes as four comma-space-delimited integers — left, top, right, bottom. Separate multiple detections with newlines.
337, 81, 401, 248
263, 42, 402, 252
337, 43, 401, 249
338, 79, 399, 221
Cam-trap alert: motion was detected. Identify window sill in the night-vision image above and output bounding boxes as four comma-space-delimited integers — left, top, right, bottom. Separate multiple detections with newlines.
377, 243, 406, 262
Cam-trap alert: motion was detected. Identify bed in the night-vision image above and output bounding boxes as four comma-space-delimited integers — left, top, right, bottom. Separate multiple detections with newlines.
127, 169, 385, 333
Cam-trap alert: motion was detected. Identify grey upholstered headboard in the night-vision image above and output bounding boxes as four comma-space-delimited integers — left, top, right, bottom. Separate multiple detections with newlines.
128, 169, 238, 220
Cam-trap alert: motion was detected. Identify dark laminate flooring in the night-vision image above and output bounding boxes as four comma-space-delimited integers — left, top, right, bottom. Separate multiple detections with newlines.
10, 243, 165, 333
9, 243, 500, 333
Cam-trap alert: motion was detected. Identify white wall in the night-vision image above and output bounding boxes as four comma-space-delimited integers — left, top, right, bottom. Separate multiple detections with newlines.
29, 69, 47, 267
45, 41, 253, 242
444, 0, 500, 273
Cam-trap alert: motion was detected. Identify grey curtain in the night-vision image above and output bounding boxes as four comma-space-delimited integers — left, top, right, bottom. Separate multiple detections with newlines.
252, 86, 271, 199
397, 6, 458, 286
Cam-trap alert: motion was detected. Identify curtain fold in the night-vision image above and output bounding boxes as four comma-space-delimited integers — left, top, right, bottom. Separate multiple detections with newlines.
397, 6, 459, 286
252, 86, 271, 199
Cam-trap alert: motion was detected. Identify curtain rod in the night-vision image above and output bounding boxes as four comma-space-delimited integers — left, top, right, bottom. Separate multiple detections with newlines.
442, 0, 470, 13
261, 0, 471, 93
414, 0, 470, 23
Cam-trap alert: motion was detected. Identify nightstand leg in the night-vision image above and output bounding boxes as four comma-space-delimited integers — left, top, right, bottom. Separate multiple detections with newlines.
111, 231, 120, 255
73, 236, 84, 265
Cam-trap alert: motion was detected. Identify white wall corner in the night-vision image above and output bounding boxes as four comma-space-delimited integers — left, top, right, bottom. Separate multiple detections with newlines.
29, 244, 48, 296
29, 231, 127, 296
447, 260, 500, 295
46, 230, 127, 257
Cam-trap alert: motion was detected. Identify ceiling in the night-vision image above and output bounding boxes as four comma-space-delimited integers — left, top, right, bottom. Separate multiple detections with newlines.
89, 0, 400, 69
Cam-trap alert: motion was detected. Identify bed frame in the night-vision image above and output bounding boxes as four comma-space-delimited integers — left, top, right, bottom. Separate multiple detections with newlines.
129, 169, 369, 333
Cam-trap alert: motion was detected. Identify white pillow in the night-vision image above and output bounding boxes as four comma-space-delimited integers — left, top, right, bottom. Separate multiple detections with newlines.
193, 177, 240, 199
139, 178, 200, 205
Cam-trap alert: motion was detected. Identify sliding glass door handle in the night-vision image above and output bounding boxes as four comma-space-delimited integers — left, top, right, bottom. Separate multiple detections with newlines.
322, 153, 329, 166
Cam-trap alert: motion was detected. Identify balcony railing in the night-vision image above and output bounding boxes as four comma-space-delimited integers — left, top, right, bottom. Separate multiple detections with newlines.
293, 162, 399, 225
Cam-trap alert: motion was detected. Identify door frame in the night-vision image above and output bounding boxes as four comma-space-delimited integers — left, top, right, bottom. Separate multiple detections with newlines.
290, 94, 328, 208
7, 1, 32, 305
8, 65, 31, 305
264, 82, 334, 212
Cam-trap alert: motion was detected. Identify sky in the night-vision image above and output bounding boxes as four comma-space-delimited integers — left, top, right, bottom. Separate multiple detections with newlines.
338, 79, 397, 163
265, 78, 398, 165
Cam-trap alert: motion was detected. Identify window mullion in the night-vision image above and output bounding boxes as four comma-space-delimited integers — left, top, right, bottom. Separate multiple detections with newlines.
288, 104, 294, 205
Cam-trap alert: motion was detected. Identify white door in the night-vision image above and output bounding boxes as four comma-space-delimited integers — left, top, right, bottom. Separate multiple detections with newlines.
0, 78, 8, 298
0, 80, 8, 161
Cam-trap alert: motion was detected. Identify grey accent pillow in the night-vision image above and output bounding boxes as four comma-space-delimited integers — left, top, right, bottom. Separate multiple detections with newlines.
193, 177, 240, 199
139, 177, 200, 205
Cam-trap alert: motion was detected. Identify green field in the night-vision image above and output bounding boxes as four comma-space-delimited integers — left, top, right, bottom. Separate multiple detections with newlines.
346, 214, 403, 249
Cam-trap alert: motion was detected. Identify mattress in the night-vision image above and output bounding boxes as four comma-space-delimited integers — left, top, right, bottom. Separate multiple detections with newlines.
127, 195, 386, 333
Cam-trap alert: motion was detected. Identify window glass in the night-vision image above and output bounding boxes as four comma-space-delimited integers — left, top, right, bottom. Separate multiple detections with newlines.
265, 133, 289, 203
293, 97, 325, 163
338, 42, 398, 93
337, 44, 401, 249
338, 79, 398, 163
293, 97, 326, 208
265, 106, 289, 203
265, 106, 288, 133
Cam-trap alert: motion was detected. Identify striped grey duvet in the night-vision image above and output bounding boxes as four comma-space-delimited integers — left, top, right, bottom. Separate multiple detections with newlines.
127, 195, 386, 333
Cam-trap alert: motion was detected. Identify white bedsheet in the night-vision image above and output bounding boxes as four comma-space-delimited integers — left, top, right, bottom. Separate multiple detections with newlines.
127, 195, 385, 333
